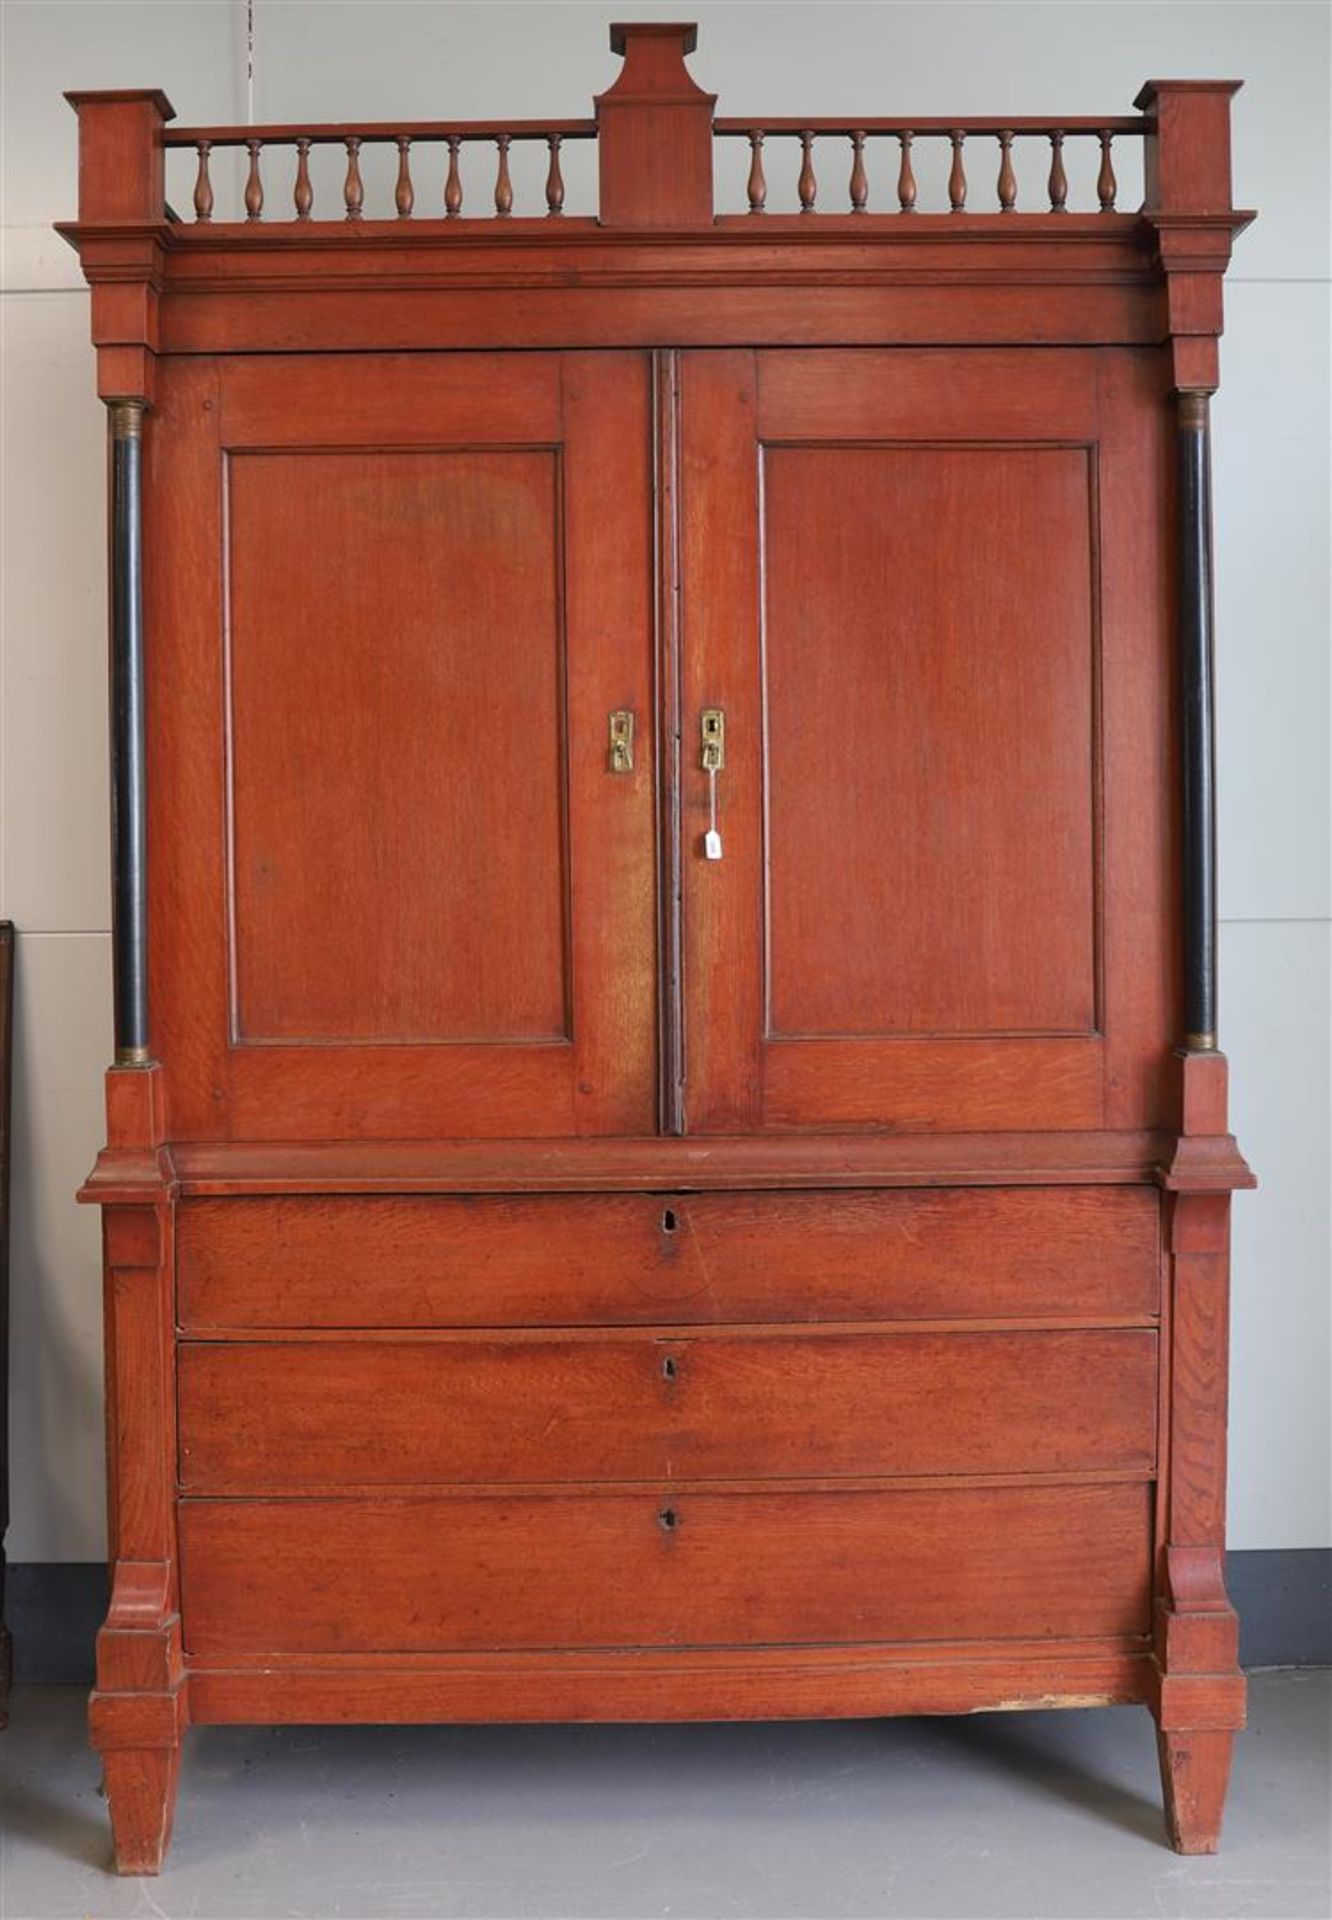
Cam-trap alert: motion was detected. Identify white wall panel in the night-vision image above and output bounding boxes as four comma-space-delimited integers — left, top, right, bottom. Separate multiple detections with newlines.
1225, 920, 1332, 1549
5, 933, 110, 1561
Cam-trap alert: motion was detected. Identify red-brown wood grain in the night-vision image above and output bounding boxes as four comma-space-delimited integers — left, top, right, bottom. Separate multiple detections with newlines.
178, 1327, 1158, 1488
761, 441, 1096, 1041
178, 1481, 1154, 1656
679, 346, 1179, 1135
161, 1128, 1174, 1194
186, 1642, 1153, 1727
677, 349, 764, 1130
64, 25, 1251, 1871
148, 351, 658, 1142
228, 446, 569, 1044
596, 25, 715, 228
1158, 1727, 1237, 1855
175, 1186, 1160, 1329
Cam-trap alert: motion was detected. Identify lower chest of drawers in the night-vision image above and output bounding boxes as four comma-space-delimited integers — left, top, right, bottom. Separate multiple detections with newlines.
173, 1185, 1162, 1659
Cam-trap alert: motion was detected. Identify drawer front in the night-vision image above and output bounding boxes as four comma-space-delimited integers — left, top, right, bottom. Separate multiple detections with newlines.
176, 1187, 1159, 1329
179, 1482, 1154, 1655
178, 1329, 1158, 1490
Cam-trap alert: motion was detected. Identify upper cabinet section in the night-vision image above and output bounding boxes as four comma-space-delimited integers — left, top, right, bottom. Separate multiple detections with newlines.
58, 25, 1251, 387
60, 23, 1254, 1160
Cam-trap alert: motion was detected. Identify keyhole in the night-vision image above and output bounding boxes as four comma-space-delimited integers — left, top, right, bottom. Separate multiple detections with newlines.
661, 1354, 679, 1382
661, 1206, 678, 1234
658, 1506, 680, 1532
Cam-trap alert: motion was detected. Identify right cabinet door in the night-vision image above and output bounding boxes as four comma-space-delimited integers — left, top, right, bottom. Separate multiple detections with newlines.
679, 348, 1175, 1134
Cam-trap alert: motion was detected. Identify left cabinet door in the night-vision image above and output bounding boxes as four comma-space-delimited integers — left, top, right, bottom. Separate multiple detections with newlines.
147, 353, 658, 1141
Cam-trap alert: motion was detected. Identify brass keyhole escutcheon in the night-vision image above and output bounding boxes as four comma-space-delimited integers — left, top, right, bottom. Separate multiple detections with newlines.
608, 709, 634, 772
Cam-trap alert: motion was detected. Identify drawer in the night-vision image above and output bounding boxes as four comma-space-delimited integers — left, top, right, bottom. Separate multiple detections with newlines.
177, 1328, 1158, 1490
176, 1187, 1159, 1329
179, 1482, 1154, 1655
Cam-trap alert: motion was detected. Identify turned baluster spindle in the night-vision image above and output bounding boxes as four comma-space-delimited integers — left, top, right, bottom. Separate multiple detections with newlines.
1097, 130, 1118, 211
544, 135, 565, 215
394, 137, 414, 218
244, 138, 264, 221
494, 134, 514, 216
947, 130, 967, 213
897, 131, 917, 212
746, 130, 767, 214
343, 136, 364, 220
996, 130, 1017, 212
1047, 130, 1068, 213
849, 130, 869, 213
293, 138, 313, 220
444, 136, 463, 217
797, 130, 817, 213
192, 141, 214, 223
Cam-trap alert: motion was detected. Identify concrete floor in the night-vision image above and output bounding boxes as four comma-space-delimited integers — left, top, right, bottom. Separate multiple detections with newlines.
1, 1673, 1327, 1920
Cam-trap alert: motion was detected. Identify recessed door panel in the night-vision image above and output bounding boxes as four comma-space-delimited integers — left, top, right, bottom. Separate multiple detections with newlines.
228, 447, 569, 1046
762, 443, 1096, 1040
147, 352, 657, 1140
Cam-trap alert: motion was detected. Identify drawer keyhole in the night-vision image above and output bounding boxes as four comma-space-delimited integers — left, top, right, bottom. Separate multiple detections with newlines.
661, 1206, 678, 1234
658, 1505, 680, 1532
661, 1355, 679, 1382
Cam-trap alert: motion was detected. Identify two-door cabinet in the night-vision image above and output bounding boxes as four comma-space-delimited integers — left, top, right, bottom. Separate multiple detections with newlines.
62, 22, 1254, 1874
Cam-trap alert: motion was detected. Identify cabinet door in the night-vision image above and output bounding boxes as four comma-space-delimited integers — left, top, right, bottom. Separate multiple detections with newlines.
149, 353, 657, 1140
678, 349, 1173, 1134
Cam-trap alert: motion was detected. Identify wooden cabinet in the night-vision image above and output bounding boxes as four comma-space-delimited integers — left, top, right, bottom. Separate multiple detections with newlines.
63, 23, 1254, 1874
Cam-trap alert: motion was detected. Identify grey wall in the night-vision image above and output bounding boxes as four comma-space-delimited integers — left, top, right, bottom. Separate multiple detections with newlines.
1, 2, 1328, 1563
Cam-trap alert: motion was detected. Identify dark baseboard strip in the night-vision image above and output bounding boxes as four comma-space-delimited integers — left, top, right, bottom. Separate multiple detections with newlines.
1228, 1548, 1331, 1671
4, 1550, 1328, 1688
7, 1562, 108, 1686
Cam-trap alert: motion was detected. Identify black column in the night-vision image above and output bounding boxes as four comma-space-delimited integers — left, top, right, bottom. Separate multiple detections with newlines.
109, 400, 150, 1065
1177, 389, 1218, 1051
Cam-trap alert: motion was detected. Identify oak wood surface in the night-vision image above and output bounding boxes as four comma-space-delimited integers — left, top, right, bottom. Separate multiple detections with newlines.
178, 1482, 1154, 1655
147, 351, 657, 1141
228, 446, 570, 1045
64, 25, 1250, 1870
177, 1327, 1158, 1488
679, 346, 1178, 1135
186, 1643, 1153, 1726
760, 442, 1097, 1040
159, 1129, 1182, 1195
1158, 1727, 1237, 1855
176, 1185, 1160, 1328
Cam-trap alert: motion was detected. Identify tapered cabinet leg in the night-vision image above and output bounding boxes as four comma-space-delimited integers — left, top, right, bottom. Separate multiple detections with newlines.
103, 1741, 182, 1875
1157, 1726, 1235, 1855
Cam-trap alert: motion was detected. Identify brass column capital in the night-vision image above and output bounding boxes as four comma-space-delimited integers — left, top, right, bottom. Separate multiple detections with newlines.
108, 398, 146, 440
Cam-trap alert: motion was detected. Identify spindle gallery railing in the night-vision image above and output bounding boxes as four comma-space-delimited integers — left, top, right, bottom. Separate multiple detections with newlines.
164, 121, 598, 223
161, 111, 1146, 225
714, 119, 1141, 215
